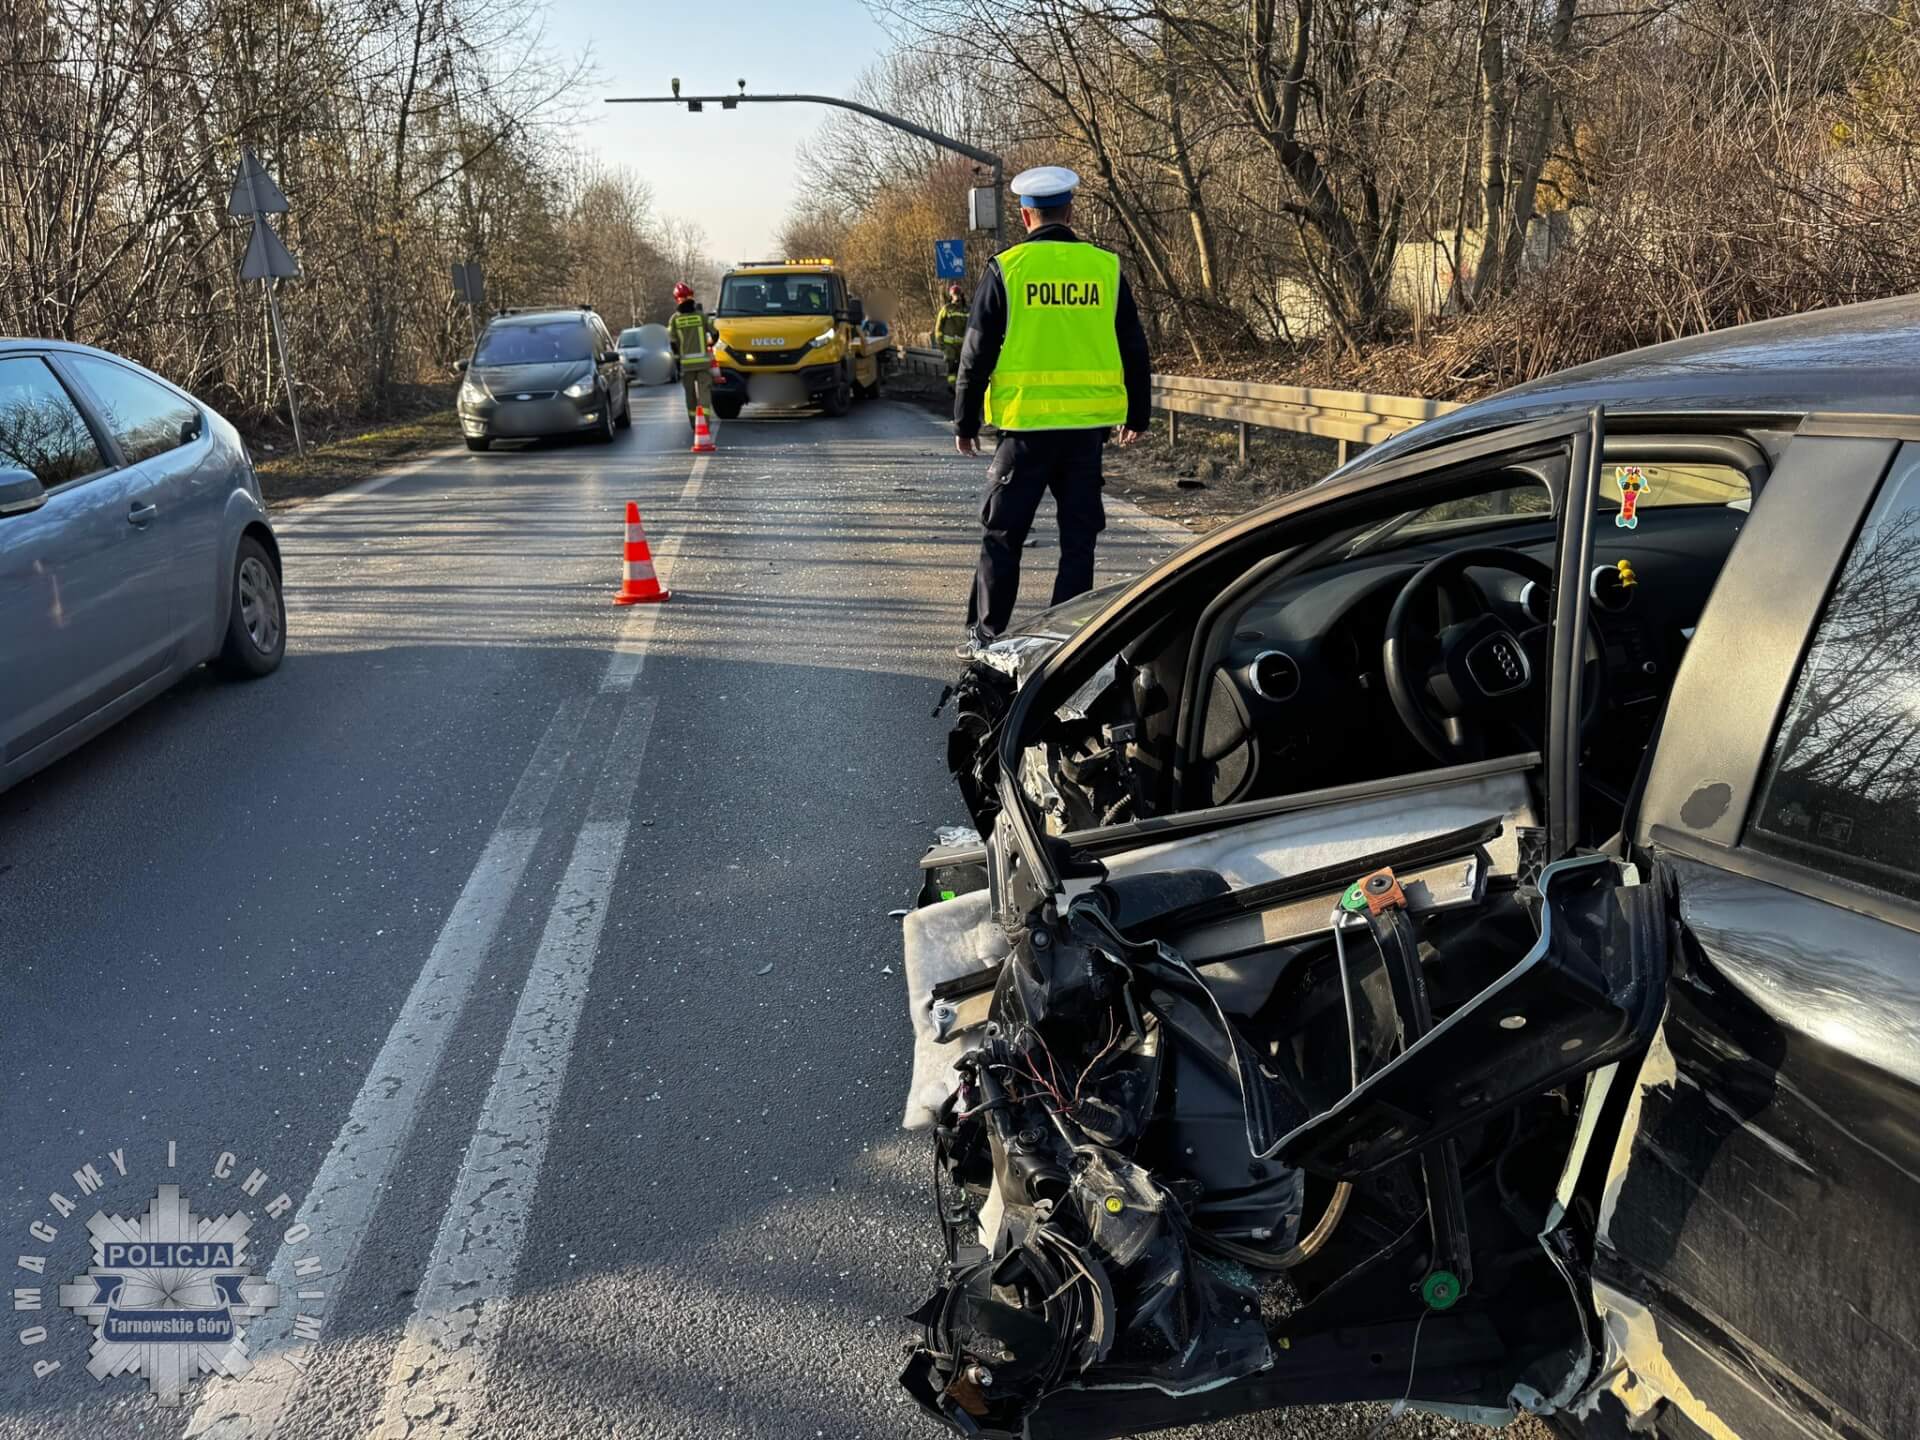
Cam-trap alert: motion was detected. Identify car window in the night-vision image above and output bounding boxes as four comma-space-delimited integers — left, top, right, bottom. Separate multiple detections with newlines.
1746, 446, 1920, 901
0, 355, 106, 485
617, 329, 646, 346
64, 355, 199, 466
474, 321, 593, 366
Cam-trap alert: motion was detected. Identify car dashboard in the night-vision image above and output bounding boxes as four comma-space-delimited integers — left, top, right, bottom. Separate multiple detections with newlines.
1208, 503, 1750, 805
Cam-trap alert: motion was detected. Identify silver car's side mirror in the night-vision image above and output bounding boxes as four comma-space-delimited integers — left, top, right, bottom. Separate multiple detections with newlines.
0, 466, 47, 518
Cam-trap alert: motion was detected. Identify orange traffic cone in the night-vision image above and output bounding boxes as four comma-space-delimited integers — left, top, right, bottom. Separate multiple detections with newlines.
691, 405, 717, 454
613, 502, 669, 605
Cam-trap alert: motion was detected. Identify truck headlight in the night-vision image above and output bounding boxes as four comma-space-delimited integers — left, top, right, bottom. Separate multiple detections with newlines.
805, 328, 836, 351
562, 374, 597, 399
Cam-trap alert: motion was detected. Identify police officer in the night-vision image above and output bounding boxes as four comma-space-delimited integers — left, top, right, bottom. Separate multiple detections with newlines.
954, 166, 1150, 650
933, 283, 969, 389
667, 281, 718, 431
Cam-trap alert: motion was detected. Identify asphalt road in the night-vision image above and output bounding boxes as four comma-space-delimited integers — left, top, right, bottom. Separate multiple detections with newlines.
0, 387, 1546, 1440
0, 386, 1180, 1438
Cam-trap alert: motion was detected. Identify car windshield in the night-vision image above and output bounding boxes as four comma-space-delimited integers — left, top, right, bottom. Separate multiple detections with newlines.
1349, 460, 1753, 556
617, 329, 646, 347
474, 320, 592, 367
718, 274, 835, 317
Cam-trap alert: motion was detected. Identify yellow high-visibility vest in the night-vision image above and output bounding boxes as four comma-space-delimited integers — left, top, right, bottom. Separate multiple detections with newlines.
984, 241, 1126, 431
669, 311, 710, 364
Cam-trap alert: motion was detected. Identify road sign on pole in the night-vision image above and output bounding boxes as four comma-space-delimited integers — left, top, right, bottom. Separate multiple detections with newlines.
968, 187, 997, 235
240, 218, 300, 281
231, 149, 304, 456
451, 262, 485, 306
228, 147, 289, 217
935, 240, 965, 281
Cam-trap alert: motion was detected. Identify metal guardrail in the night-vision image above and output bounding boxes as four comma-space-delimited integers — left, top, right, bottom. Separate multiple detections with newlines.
903, 344, 1459, 463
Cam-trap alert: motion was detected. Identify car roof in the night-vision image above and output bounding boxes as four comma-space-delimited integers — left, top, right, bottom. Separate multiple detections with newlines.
0, 338, 134, 358
486, 310, 593, 327
1350, 293, 1920, 474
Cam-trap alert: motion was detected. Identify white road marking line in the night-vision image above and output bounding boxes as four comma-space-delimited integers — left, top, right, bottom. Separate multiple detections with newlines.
370, 701, 656, 1438
680, 452, 709, 503
183, 697, 586, 1440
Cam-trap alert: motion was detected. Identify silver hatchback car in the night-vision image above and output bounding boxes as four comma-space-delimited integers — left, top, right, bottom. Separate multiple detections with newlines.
0, 341, 284, 794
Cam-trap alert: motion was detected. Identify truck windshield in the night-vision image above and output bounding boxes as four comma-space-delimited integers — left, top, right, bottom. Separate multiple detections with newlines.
474, 321, 592, 366
719, 275, 836, 317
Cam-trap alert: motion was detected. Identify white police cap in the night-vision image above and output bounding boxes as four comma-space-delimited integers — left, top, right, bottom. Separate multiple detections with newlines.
1011, 166, 1080, 208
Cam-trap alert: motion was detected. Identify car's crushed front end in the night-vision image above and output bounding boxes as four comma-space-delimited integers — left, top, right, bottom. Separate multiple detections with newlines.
900, 607, 1669, 1439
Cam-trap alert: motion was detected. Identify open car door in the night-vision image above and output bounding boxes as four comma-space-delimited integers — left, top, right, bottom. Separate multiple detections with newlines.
901, 410, 1674, 1438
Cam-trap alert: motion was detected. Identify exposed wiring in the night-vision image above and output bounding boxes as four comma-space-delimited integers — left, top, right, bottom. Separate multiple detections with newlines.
1069, 1015, 1124, 1111
1367, 1306, 1433, 1439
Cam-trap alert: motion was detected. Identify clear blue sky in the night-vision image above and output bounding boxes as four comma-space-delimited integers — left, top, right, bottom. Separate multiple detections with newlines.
543, 0, 895, 265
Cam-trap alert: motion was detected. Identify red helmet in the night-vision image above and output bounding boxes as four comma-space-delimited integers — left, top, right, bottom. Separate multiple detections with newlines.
948, 283, 964, 299
672, 282, 694, 302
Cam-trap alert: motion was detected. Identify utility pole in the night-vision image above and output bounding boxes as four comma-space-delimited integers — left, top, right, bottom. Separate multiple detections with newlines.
605, 88, 1005, 251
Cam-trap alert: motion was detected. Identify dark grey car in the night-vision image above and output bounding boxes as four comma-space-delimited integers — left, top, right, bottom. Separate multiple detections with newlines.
902, 296, 1920, 1440
455, 308, 631, 450
0, 341, 284, 794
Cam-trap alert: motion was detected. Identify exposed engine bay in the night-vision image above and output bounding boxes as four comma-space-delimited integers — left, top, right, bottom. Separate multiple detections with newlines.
900, 800, 1665, 1437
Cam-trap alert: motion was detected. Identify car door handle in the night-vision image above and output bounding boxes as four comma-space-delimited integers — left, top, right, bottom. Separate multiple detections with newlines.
128, 502, 157, 526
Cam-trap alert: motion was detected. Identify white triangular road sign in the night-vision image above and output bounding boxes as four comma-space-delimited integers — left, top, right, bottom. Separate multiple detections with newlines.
240, 217, 300, 280
229, 147, 289, 216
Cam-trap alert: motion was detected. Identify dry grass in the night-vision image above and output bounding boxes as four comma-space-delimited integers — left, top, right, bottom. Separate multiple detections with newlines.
254, 407, 462, 508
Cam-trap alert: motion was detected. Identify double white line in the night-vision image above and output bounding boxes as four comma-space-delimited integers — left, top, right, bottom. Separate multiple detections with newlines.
190, 416, 691, 1439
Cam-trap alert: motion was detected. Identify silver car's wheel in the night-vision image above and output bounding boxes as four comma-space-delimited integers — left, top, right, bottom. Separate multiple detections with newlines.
218, 536, 286, 679
238, 555, 281, 655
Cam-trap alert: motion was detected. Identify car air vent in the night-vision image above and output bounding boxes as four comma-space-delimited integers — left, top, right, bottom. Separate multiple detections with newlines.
1249, 650, 1301, 702
1591, 564, 1635, 613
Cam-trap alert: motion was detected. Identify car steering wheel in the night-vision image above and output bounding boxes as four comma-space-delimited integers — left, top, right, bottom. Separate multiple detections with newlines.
1381, 547, 1608, 764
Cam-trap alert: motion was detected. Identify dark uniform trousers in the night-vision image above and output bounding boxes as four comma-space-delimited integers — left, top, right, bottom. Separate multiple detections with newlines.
966, 429, 1106, 638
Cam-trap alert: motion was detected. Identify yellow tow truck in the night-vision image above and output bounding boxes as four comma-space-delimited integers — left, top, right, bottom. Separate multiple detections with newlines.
708, 259, 883, 419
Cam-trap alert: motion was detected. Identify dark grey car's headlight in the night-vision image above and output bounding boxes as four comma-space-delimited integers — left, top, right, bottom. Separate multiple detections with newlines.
561, 373, 596, 400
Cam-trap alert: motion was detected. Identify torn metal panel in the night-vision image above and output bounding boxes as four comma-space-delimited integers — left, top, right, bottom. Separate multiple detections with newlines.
1584, 1283, 1749, 1440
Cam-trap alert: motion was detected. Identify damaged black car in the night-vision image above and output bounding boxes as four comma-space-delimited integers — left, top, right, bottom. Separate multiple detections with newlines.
901, 297, 1920, 1440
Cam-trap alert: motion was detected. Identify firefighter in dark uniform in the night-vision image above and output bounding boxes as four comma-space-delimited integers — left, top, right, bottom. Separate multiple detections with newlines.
934, 283, 969, 388
667, 281, 718, 431
954, 165, 1150, 650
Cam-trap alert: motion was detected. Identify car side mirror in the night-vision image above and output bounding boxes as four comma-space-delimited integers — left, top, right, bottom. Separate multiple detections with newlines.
452, 358, 469, 374
598, 350, 619, 365
847, 296, 867, 327
179, 413, 203, 446
0, 466, 47, 518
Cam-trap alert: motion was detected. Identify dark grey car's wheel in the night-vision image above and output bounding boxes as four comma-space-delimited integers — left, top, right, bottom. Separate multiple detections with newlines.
217, 536, 285, 679
592, 393, 616, 443
465, 436, 490, 451
615, 385, 633, 428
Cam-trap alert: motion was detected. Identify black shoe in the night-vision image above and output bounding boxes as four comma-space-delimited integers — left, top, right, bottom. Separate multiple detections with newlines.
954, 626, 996, 659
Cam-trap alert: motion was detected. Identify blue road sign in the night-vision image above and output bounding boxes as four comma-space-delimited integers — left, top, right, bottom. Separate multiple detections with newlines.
935, 239, 965, 280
